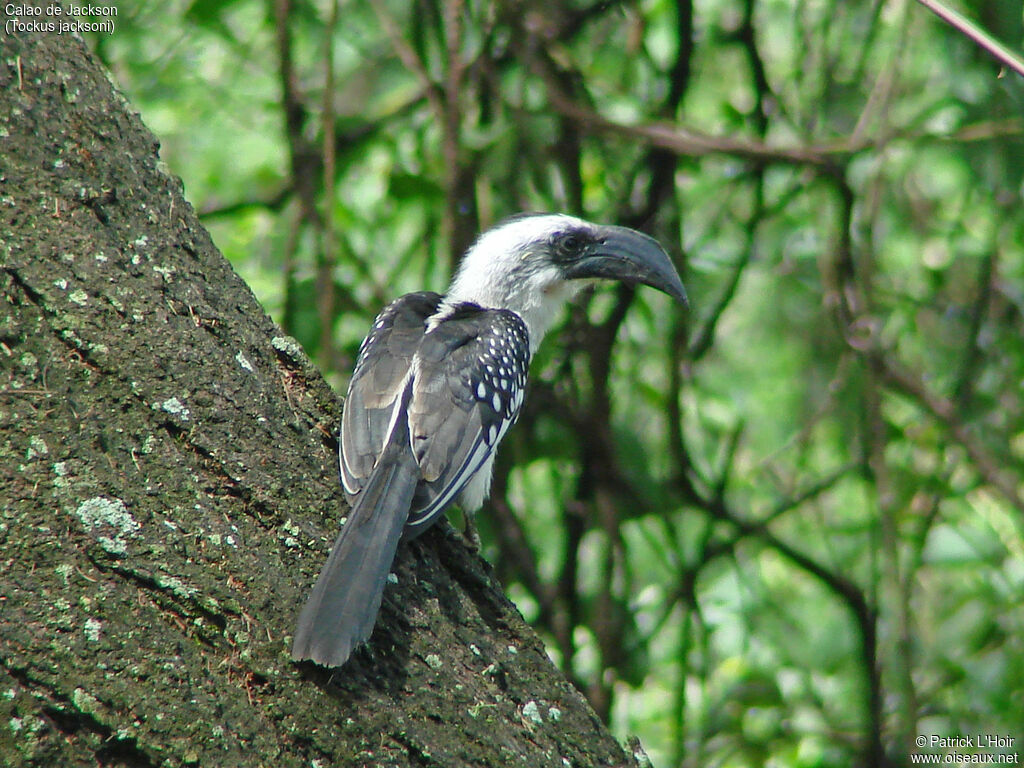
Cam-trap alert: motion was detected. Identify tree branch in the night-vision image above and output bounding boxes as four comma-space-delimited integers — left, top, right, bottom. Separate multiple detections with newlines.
915, 0, 1024, 78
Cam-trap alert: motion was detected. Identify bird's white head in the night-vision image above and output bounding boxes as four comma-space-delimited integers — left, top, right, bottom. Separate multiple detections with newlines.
443, 213, 687, 351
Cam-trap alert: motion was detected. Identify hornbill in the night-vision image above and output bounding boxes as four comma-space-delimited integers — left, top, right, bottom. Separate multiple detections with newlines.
292, 213, 687, 667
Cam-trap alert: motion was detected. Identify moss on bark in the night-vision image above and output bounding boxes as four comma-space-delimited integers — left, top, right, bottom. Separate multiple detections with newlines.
0, 24, 644, 768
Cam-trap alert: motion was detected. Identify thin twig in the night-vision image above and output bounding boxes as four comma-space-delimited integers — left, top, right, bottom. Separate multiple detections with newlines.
915, 0, 1024, 78
319, 0, 340, 371
369, 0, 444, 119
875, 355, 1024, 519
528, 42, 1024, 168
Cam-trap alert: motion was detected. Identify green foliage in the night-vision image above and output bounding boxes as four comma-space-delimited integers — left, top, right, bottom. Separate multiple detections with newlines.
97, 0, 1024, 764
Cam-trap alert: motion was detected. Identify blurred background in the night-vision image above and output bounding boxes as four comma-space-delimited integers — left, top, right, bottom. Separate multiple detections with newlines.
90, 1, 1024, 765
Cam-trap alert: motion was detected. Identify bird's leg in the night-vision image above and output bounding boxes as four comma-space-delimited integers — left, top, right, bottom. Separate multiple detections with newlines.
462, 512, 481, 552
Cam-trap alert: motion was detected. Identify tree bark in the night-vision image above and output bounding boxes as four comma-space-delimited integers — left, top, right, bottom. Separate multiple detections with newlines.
0, 27, 644, 768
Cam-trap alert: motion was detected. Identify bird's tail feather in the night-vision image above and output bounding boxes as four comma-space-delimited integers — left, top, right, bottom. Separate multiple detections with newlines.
292, 400, 419, 667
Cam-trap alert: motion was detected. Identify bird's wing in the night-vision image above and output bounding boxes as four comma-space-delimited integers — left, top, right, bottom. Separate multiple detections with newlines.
403, 304, 531, 535
295, 302, 530, 666
339, 291, 443, 501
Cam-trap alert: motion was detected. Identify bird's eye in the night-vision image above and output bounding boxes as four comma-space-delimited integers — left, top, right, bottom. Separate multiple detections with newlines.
561, 235, 582, 253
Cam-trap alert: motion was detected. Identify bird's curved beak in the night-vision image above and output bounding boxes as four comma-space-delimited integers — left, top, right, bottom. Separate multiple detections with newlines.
564, 225, 688, 306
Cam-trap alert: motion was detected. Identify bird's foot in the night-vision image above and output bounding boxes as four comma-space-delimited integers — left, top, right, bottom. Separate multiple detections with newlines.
462, 515, 481, 552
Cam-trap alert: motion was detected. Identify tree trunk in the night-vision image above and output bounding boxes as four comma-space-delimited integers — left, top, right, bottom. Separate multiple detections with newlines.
0, 27, 645, 768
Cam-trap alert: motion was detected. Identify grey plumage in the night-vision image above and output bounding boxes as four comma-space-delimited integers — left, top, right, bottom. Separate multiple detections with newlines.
293, 298, 532, 667
292, 214, 687, 668
339, 291, 443, 502
291, 383, 418, 666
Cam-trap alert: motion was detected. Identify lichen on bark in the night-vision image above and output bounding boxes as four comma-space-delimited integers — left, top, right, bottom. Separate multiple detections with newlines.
0, 27, 645, 768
